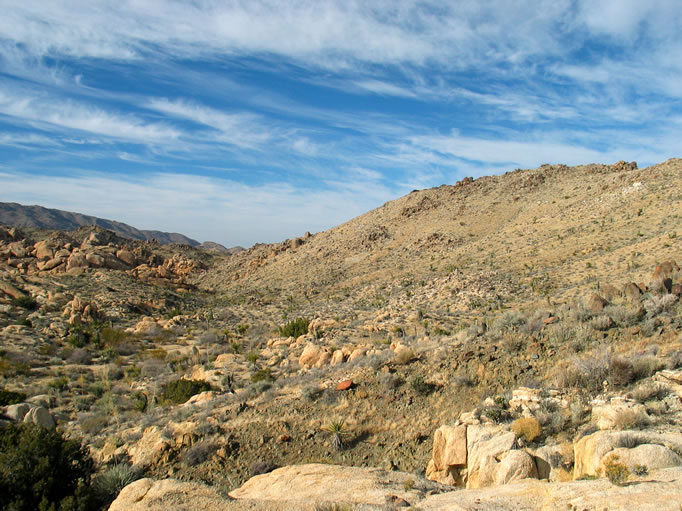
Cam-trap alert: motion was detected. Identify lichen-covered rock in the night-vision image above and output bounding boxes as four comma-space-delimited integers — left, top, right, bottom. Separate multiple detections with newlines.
22, 406, 56, 429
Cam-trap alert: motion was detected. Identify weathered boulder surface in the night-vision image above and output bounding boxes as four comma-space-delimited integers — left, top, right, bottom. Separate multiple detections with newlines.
419, 467, 682, 510
229, 463, 441, 508
109, 466, 682, 511
574, 430, 682, 479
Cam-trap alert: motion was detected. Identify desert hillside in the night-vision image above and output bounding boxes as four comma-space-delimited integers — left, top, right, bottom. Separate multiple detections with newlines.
0, 159, 681, 510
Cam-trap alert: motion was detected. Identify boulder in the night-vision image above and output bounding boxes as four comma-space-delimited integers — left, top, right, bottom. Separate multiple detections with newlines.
587, 293, 608, 313
33, 240, 54, 261
349, 348, 366, 362
22, 406, 56, 429
66, 253, 89, 271
6, 403, 30, 421
330, 350, 345, 366
466, 425, 518, 489
85, 252, 105, 267
493, 450, 538, 486
229, 463, 439, 508
592, 402, 649, 430
128, 426, 170, 468
572, 430, 682, 479
298, 343, 322, 368
109, 478, 231, 511
600, 284, 621, 301
623, 282, 643, 302
432, 425, 467, 470
133, 319, 161, 337
0, 280, 26, 299
599, 444, 682, 474
116, 249, 137, 266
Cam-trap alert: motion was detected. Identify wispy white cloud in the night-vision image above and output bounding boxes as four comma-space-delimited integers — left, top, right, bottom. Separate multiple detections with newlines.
0, 89, 180, 143
146, 98, 272, 149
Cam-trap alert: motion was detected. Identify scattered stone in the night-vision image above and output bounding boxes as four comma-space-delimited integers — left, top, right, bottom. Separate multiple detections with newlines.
336, 379, 353, 391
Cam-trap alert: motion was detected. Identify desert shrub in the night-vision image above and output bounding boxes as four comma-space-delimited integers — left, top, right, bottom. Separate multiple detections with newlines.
410, 375, 436, 396
555, 348, 611, 392
184, 440, 217, 467
250, 368, 274, 383
602, 455, 630, 486
68, 349, 92, 365
480, 405, 511, 424
99, 327, 130, 347
511, 417, 542, 442
15, 316, 32, 327
79, 413, 109, 435
589, 315, 613, 331
644, 294, 678, 316
49, 376, 69, 391
633, 464, 649, 477
632, 382, 670, 403
249, 460, 277, 476
93, 464, 138, 506
546, 324, 575, 345
611, 407, 649, 430
608, 357, 635, 386
246, 381, 272, 396
394, 347, 416, 365
161, 379, 213, 405
494, 310, 526, 333
11, 296, 38, 311
0, 423, 94, 510
379, 373, 403, 391
632, 355, 665, 380
302, 384, 323, 402
245, 351, 259, 364
0, 387, 26, 406
604, 305, 641, 327
278, 318, 309, 338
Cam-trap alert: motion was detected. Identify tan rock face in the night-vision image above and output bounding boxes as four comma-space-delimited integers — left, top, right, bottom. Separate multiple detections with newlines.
493, 450, 537, 486
66, 253, 88, 271
0, 280, 26, 299
574, 430, 682, 479
116, 248, 137, 266
466, 425, 517, 489
229, 463, 437, 507
128, 426, 170, 468
298, 343, 322, 368
601, 445, 682, 474
432, 425, 467, 470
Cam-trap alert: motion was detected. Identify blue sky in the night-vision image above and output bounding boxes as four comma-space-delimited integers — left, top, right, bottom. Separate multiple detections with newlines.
1, 1, 681, 247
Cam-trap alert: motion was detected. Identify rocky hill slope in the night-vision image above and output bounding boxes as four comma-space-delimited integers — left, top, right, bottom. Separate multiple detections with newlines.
0, 159, 680, 510
0, 202, 200, 246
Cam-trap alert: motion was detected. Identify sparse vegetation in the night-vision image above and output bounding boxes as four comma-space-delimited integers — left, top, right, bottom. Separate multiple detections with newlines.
511, 417, 542, 442
161, 379, 213, 404
278, 317, 310, 338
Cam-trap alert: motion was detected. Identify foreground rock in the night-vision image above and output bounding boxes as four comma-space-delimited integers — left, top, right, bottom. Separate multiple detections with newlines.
109, 465, 682, 510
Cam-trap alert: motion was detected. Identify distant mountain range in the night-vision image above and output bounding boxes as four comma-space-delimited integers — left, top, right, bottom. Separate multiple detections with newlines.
0, 202, 202, 246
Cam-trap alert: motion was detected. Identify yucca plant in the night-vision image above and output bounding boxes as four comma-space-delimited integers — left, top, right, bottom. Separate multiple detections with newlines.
323, 418, 349, 451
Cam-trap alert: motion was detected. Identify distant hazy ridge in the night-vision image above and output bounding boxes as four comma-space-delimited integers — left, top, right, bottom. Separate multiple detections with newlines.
0, 202, 200, 246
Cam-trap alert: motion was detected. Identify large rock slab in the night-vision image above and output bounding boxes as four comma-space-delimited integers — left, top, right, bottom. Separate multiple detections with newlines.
229, 463, 443, 508
466, 425, 517, 488
419, 467, 682, 510
574, 430, 682, 479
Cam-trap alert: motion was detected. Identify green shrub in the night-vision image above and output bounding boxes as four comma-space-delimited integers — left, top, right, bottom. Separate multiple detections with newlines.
161, 379, 213, 404
278, 318, 309, 338
93, 464, 137, 507
11, 296, 38, 311
250, 368, 274, 383
0, 387, 26, 406
603, 455, 630, 486
15, 316, 32, 328
0, 423, 94, 510
410, 375, 436, 396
